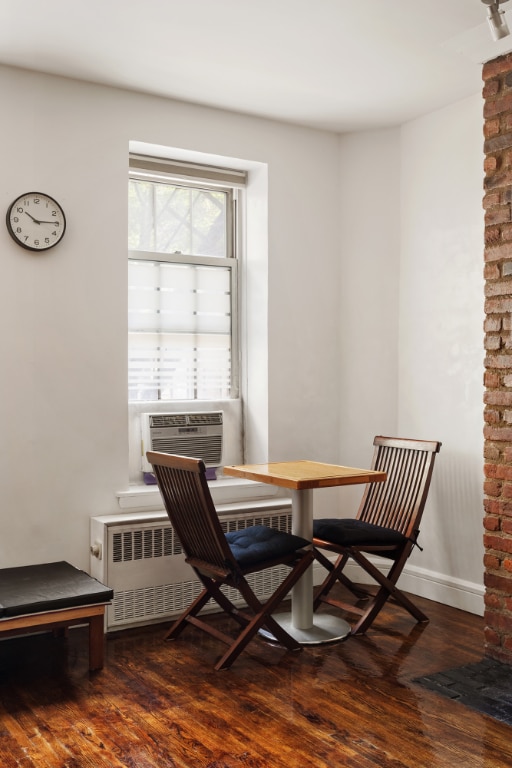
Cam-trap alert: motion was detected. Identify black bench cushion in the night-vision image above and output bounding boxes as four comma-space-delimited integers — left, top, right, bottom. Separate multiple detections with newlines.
0, 561, 113, 618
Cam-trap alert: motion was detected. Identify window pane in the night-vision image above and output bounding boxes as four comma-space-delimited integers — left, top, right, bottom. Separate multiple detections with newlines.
128, 260, 232, 401
128, 179, 227, 257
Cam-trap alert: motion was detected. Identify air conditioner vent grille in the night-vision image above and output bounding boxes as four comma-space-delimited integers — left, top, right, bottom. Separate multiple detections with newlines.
150, 435, 222, 464
149, 412, 223, 428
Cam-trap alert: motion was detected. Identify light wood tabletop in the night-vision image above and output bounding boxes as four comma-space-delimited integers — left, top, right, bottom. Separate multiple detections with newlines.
223, 460, 387, 490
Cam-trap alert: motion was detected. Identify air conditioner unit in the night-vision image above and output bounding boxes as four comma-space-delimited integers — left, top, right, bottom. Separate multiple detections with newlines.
141, 410, 223, 472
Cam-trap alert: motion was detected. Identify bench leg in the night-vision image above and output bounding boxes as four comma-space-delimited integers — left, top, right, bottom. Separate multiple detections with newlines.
88, 612, 106, 671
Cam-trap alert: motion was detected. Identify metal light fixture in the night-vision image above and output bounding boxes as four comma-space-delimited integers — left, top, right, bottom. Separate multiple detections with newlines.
482, 0, 511, 41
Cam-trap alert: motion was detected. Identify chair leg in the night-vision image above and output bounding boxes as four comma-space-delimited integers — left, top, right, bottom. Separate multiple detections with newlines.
165, 586, 212, 640
313, 549, 370, 611
214, 552, 314, 670
349, 551, 429, 634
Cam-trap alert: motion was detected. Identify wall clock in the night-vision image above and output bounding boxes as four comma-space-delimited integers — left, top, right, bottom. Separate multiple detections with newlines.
6, 192, 66, 251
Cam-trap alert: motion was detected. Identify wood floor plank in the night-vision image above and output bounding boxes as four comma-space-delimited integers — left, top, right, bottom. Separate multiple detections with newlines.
0, 590, 511, 767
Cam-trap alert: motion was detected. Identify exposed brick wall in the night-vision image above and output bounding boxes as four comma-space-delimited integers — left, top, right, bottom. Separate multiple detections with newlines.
484, 52, 512, 663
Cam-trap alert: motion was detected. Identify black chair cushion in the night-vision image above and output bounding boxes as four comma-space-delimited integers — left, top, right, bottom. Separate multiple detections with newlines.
313, 518, 406, 550
226, 525, 309, 567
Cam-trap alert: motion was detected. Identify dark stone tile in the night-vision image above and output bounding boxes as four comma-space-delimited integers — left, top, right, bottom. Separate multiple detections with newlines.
413, 658, 512, 725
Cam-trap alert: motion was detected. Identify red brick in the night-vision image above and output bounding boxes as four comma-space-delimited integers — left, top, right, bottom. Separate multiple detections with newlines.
486, 226, 502, 246
484, 626, 501, 647
484, 515, 500, 531
485, 297, 512, 314
484, 533, 512, 553
485, 168, 512, 189
486, 463, 512, 480
484, 426, 512, 442
485, 242, 512, 262
485, 409, 500, 425
483, 55, 512, 80
484, 371, 501, 387
485, 155, 499, 173
485, 553, 501, 569
484, 317, 503, 334
484, 190, 501, 207
503, 518, 512, 534
503, 637, 512, 655
485, 279, 512, 297
485, 337, 502, 353
485, 591, 503, 609
484, 391, 512, 406
489, 611, 512, 633
484, 499, 500, 515
484, 479, 503, 496
484, 354, 512, 369
486, 208, 512, 226
484, 80, 501, 98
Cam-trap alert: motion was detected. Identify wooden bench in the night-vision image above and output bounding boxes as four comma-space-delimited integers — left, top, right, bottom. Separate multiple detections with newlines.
0, 561, 113, 671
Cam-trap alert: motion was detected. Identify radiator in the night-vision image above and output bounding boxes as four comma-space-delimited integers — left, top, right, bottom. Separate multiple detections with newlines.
90, 498, 292, 631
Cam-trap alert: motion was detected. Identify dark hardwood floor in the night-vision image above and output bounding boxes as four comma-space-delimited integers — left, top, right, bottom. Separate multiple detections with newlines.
0, 589, 510, 768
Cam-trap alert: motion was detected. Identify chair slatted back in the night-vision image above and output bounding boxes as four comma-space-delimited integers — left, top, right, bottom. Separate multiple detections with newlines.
147, 452, 234, 574
357, 436, 441, 539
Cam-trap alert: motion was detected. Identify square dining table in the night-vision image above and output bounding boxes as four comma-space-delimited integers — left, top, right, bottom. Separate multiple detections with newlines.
223, 460, 387, 644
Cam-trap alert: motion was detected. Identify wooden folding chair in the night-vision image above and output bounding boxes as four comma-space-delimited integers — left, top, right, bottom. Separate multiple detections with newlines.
312, 436, 441, 635
146, 451, 314, 670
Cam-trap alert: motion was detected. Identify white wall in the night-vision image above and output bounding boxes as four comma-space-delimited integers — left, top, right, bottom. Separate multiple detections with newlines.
0, 65, 341, 570
336, 95, 484, 614
399, 93, 485, 613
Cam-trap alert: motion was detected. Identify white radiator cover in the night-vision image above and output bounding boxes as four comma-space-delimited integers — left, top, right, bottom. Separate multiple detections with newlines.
90, 498, 293, 631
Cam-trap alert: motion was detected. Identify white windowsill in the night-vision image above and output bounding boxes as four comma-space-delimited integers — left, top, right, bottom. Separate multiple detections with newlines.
116, 476, 280, 511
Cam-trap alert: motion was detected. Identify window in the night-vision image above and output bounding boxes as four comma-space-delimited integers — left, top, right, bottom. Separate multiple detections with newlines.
128, 156, 244, 402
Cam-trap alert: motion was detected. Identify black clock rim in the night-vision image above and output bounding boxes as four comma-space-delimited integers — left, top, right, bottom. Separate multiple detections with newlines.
6, 192, 66, 251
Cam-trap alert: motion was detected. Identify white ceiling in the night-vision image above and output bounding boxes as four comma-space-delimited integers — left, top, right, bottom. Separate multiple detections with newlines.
0, 0, 511, 132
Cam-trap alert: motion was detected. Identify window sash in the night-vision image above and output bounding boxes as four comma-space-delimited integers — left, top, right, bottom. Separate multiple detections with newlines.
128, 254, 238, 402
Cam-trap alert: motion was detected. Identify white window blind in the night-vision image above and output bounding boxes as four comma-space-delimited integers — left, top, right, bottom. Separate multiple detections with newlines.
128, 157, 241, 402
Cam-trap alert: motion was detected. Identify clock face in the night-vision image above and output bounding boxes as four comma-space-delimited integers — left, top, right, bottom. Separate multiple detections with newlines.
6, 192, 66, 251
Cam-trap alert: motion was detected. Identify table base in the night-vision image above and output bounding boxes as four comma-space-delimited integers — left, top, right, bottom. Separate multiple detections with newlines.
260, 612, 351, 645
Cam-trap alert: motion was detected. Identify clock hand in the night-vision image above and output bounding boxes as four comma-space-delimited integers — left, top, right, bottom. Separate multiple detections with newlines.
24, 211, 41, 225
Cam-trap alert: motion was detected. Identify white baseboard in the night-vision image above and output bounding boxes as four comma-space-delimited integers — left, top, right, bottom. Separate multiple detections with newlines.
313, 558, 484, 617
